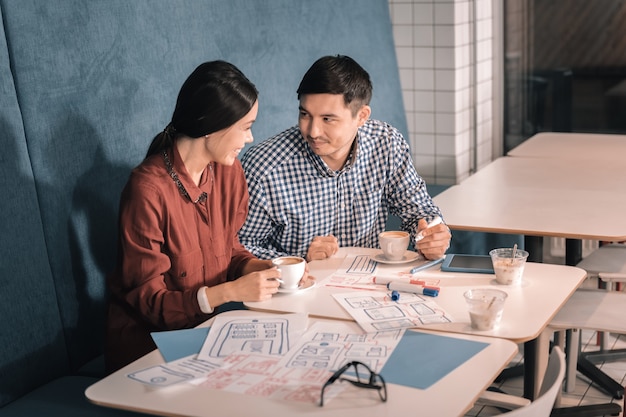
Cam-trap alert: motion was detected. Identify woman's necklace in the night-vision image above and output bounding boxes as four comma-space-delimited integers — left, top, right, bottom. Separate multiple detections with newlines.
162, 150, 207, 203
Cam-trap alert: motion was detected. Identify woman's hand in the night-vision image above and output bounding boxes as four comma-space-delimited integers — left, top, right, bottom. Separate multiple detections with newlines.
228, 267, 283, 302
225, 257, 314, 303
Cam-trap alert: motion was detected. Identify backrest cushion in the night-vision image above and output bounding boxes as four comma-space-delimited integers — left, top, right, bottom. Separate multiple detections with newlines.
1, 0, 406, 370
0, 6, 69, 406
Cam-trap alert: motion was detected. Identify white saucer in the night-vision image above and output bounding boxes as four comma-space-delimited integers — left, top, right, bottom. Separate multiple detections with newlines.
277, 280, 316, 294
373, 251, 421, 264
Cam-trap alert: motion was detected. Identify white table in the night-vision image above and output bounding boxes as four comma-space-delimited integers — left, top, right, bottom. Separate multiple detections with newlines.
461, 156, 626, 193
85, 310, 518, 417
507, 131, 626, 161
433, 156, 626, 265
431, 152, 626, 412
246, 247, 587, 399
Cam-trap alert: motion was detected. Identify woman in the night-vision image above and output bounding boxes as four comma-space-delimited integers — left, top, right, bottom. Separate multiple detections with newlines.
105, 61, 295, 373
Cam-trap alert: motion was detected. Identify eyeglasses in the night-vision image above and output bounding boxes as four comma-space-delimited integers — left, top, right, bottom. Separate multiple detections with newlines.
319, 360, 387, 407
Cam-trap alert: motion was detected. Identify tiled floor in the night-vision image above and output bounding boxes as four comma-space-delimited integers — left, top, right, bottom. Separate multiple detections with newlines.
464, 268, 626, 417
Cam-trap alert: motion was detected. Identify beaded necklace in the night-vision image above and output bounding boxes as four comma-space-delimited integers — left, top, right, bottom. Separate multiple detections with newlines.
162, 150, 207, 203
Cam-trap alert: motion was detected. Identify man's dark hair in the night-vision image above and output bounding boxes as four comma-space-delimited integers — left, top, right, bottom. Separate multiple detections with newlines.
297, 55, 372, 114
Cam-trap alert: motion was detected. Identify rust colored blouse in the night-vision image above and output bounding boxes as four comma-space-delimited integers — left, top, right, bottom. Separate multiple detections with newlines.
105, 145, 255, 372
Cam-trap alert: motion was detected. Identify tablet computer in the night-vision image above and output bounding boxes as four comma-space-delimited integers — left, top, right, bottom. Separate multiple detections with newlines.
440, 254, 494, 274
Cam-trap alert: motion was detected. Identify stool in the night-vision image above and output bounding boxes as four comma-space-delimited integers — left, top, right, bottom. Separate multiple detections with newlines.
550, 289, 626, 398
548, 289, 625, 417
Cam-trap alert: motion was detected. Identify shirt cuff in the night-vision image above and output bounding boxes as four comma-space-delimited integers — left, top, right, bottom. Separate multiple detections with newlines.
197, 286, 214, 314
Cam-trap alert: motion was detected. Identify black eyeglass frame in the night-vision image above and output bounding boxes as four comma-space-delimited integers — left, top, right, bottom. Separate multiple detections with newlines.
319, 360, 387, 407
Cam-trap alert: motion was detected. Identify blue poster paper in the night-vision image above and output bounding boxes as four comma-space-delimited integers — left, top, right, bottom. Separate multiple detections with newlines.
150, 326, 210, 362
381, 331, 488, 389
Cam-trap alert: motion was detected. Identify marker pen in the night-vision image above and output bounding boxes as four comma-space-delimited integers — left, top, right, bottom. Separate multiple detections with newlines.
373, 276, 430, 285
415, 216, 443, 242
409, 257, 444, 274
387, 281, 440, 297
387, 281, 440, 292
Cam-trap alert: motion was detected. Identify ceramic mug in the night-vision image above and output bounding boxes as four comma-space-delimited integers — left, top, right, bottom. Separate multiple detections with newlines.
272, 256, 306, 289
379, 231, 410, 261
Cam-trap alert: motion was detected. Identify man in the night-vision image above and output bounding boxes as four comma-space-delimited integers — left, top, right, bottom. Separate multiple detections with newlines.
239, 55, 450, 262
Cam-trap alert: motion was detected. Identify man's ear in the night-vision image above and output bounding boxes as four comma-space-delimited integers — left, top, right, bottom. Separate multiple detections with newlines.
357, 105, 372, 127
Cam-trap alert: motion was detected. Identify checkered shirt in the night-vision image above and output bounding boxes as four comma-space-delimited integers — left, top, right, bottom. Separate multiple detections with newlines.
239, 119, 443, 259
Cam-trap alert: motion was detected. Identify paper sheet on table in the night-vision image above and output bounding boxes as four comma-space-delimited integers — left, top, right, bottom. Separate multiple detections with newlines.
128, 312, 308, 388
151, 326, 210, 362
196, 320, 406, 404
127, 354, 222, 387
197, 312, 308, 360
274, 320, 404, 373
382, 330, 488, 389
332, 290, 454, 332
319, 254, 440, 291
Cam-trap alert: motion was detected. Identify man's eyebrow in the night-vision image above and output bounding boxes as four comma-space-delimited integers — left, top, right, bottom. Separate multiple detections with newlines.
298, 105, 338, 118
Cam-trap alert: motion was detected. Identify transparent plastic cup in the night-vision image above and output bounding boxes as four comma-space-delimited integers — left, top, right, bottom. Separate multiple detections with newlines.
489, 248, 529, 285
464, 288, 508, 330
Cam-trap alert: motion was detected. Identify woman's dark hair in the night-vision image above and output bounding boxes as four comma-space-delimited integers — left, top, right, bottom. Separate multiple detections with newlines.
146, 60, 258, 158
297, 55, 372, 115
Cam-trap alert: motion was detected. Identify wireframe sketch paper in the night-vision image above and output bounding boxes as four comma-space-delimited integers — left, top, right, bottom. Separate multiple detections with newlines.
198, 312, 309, 360
127, 312, 308, 388
332, 290, 454, 332
127, 312, 406, 405
319, 254, 441, 291
126, 354, 222, 387
196, 320, 405, 404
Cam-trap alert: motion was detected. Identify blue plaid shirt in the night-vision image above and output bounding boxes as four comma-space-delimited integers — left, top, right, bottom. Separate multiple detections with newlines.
239, 119, 443, 259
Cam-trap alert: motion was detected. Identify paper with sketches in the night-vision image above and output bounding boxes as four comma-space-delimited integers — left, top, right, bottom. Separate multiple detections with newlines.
197, 320, 405, 404
127, 313, 308, 388
127, 354, 222, 387
332, 290, 453, 332
319, 254, 441, 291
127, 313, 406, 405
198, 313, 308, 360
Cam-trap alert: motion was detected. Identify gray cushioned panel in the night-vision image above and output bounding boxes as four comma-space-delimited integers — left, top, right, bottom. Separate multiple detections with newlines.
0, 5, 69, 407
0, 377, 151, 417
1, 0, 406, 371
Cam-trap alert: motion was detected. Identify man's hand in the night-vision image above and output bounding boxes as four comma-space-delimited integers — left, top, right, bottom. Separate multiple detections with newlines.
415, 218, 451, 260
306, 235, 339, 261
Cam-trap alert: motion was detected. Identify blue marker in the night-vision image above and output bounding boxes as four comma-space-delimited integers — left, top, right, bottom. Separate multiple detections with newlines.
390, 290, 400, 301
410, 257, 444, 274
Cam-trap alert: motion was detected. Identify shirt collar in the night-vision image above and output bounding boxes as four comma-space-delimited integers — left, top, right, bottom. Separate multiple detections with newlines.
165, 146, 209, 203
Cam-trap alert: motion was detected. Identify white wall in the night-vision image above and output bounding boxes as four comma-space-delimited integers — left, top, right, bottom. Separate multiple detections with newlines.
388, 0, 498, 185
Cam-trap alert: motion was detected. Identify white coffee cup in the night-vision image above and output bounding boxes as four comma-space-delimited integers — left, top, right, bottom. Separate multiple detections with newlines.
272, 256, 306, 289
379, 231, 410, 261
